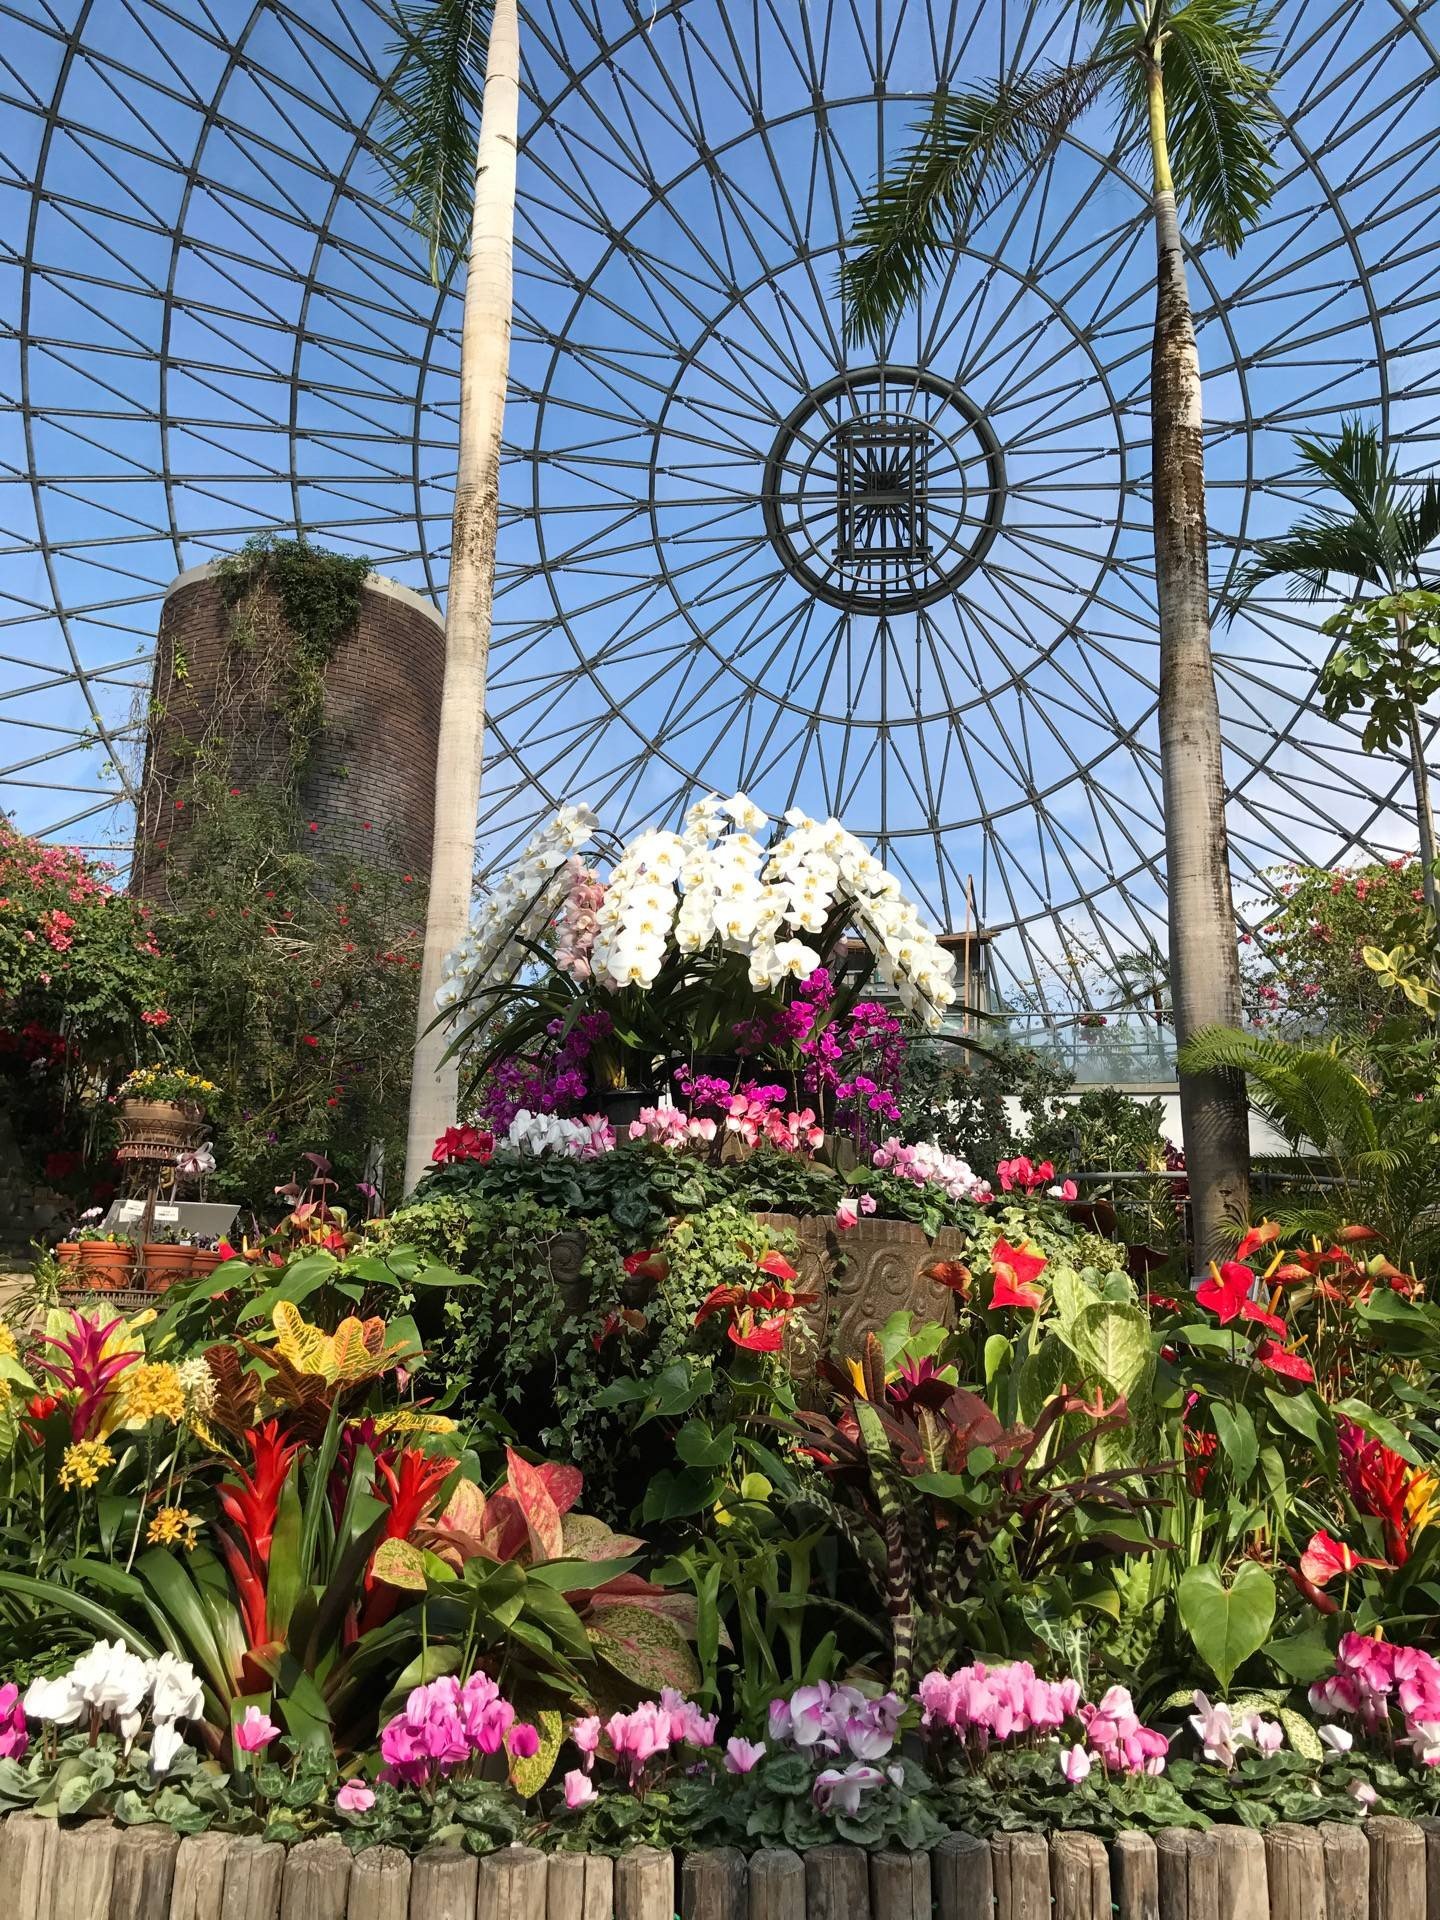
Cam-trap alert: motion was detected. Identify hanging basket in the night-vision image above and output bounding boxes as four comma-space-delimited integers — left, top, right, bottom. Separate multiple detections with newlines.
116, 1097, 203, 1157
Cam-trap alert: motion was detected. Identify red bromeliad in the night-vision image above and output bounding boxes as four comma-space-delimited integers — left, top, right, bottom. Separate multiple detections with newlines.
213, 1421, 303, 1649
1339, 1419, 1420, 1565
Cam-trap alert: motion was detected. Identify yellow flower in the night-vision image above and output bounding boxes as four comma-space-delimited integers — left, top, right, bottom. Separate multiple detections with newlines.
146, 1506, 200, 1550
120, 1362, 186, 1426
1407, 1469, 1440, 1536
0, 1322, 16, 1361
59, 1439, 115, 1490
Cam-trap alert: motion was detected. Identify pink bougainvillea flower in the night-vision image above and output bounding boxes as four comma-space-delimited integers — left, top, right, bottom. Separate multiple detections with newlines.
988, 1238, 1047, 1311
1299, 1530, 1391, 1587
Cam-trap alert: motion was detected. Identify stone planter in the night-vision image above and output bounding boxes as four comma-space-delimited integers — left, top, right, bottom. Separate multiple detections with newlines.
753, 1211, 966, 1360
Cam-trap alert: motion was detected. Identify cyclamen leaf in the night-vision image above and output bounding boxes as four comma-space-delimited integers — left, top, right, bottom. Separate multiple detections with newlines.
587, 1602, 701, 1693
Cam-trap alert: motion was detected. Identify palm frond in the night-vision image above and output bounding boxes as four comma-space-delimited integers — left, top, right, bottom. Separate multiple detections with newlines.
1224, 519, 1381, 616
1178, 1025, 1379, 1163
840, 59, 1113, 344
1293, 417, 1388, 517
1159, 0, 1278, 253
375, 0, 491, 286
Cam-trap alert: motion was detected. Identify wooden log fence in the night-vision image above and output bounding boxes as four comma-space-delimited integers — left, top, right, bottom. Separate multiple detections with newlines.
2, 1813, 1438, 1919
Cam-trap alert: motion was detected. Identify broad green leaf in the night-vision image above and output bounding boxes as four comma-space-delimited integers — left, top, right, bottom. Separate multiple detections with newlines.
1047, 1265, 1094, 1331
983, 1334, 1012, 1386
1178, 1563, 1275, 1693
1211, 1402, 1258, 1484
1332, 1399, 1423, 1467
1266, 1627, 1336, 1684
1068, 1302, 1154, 1399
509, 1708, 564, 1798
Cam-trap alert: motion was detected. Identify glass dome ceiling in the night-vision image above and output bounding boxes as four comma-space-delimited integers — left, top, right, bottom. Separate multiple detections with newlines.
3, 0, 1438, 1016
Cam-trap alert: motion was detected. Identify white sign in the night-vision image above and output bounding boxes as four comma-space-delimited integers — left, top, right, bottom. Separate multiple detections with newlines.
117, 1201, 180, 1224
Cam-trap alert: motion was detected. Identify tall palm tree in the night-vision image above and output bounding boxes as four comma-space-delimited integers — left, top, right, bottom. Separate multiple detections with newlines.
377, 0, 520, 1191
840, 0, 1276, 1265
1227, 420, 1440, 917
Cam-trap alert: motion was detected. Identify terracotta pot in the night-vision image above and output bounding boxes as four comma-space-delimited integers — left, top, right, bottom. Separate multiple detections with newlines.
55, 1240, 82, 1269
77, 1241, 135, 1289
142, 1243, 194, 1292
189, 1249, 224, 1278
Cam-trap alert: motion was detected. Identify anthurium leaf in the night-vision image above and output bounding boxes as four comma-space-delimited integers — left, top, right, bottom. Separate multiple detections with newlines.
1211, 1402, 1259, 1484
1178, 1562, 1275, 1693
1265, 1627, 1337, 1684
587, 1602, 701, 1693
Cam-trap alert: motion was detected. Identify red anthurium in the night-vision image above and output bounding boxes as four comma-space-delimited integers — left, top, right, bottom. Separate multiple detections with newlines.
747, 1280, 817, 1314
1195, 1260, 1254, 1326
623, 1249, 669, 1282
695, 1284, 747, 1326
1255, 1339, 1315, 1385
1234, 1220, 1283, 1263
1242, 1302, 1287, 1336
989, 1238, 1047, 1311
728, 1312, 787, 1353
757, 1250, 799, 1284
1298, 1529, 1390, 1587
1336, 1224, 1380, 1244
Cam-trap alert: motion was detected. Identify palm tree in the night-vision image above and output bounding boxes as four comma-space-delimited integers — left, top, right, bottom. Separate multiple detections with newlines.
1226, 420, 1440, 917
377, 0, 520, 1191
840, 0, 1276, 1265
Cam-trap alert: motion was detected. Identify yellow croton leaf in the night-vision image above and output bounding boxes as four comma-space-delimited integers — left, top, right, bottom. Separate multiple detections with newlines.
270, 1305, 417, 1385
272, 1300, 331, 1376
368, 1408, 458, 1436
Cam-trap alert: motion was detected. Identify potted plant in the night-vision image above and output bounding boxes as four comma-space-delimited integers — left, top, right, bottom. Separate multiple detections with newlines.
139, 1228, 194, 1291
71, 1228, 136, 1289
188, 1236, 225, 1278
113, 1065, 218, 1151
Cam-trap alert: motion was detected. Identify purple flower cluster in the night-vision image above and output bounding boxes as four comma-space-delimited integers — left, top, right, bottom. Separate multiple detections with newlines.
475, 1010, 615, 1129
378, 1672, 536, 1788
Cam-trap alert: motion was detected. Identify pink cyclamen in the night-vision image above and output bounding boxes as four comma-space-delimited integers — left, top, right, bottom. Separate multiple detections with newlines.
234, 1706, 280, 1753
335, 1779, 375, 1813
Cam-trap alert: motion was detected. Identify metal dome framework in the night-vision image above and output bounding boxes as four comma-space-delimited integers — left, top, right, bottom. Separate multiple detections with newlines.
2, 0, 1439, 1020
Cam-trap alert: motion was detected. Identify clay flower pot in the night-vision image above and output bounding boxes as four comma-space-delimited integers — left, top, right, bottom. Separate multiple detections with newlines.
55, 1240, 82, 1270
77, 1241, 135, 1289
189, 1248, 224, 1279
142, 1243, 194, 1292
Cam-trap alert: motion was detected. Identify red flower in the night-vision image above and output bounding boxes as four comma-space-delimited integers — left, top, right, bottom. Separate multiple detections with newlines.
728, 1313, 786, 1353
139, 1008, 171, 1028
431, 1125, 493, 1165
1339, 1419, 1416, 1564
1234, 1220, 1282, 1263
1298, 1528, 1390, 1587
695, 1284, 747, 1326
302, 1035, 319, 1048
216, 1422, 302, 1567
1255, 1339, 1314, 1385
746, 1280, 816, 1314
757, 1251, 798, 1284
1195, 1260, 1254, 1325
623, 1249, 669, 1283
988, 1237, 1046, 1311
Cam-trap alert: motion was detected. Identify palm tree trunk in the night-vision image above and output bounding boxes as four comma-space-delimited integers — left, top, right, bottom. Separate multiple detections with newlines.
403, 0, 520, 1193
1146, 58, 1251, 1266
